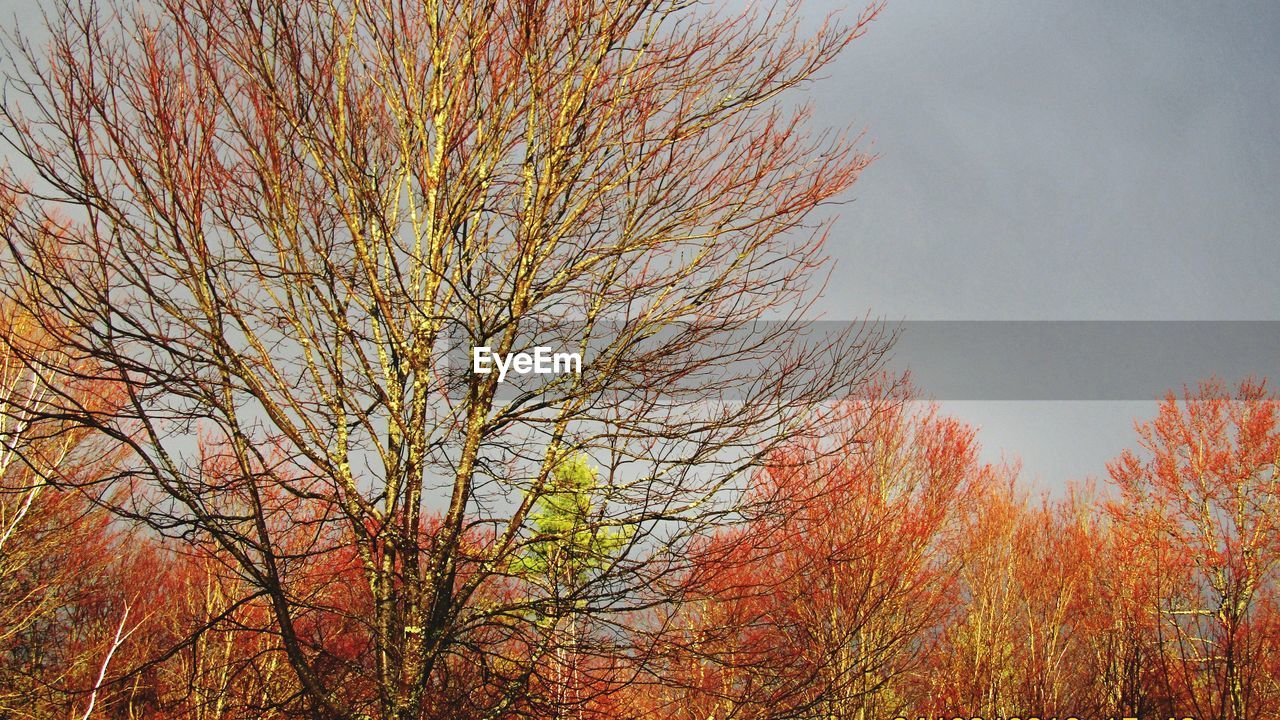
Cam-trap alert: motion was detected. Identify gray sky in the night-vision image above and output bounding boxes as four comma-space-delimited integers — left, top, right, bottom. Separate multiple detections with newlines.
814, 1, 1280, 320
4, 0, 1277, 490
799, 1, 1280, 490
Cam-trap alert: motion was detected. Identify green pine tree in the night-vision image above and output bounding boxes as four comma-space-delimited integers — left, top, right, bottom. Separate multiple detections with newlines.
513, 454, 631, 594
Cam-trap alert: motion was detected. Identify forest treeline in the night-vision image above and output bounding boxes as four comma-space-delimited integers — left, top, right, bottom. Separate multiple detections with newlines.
4, 348, 1278, 719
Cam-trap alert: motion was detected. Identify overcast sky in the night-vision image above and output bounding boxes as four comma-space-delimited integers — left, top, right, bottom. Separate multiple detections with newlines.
797, 1, 1280, 490
814, 1, 1280, 320
4, 0, 1277, 490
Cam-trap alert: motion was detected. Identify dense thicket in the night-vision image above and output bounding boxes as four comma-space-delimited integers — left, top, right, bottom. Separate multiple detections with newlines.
4, 364, 1277, 719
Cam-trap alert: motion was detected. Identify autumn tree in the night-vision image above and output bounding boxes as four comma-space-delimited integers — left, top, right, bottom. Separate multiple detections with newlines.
1090, 487, 1175, 718
0, 0, 888, 717
1107, 378, 1280, 720
923, 483, 1125, 719
0, 288, 155, 718
648, 383, 991, 720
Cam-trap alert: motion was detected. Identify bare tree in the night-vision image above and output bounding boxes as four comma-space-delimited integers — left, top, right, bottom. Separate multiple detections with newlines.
0, 1, 887, 717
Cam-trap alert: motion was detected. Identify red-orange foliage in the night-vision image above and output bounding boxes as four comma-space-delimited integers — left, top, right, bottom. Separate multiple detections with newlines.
642, 383, 994, 720
1108, 378, 1280, 720
6, 366, 1280, 719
